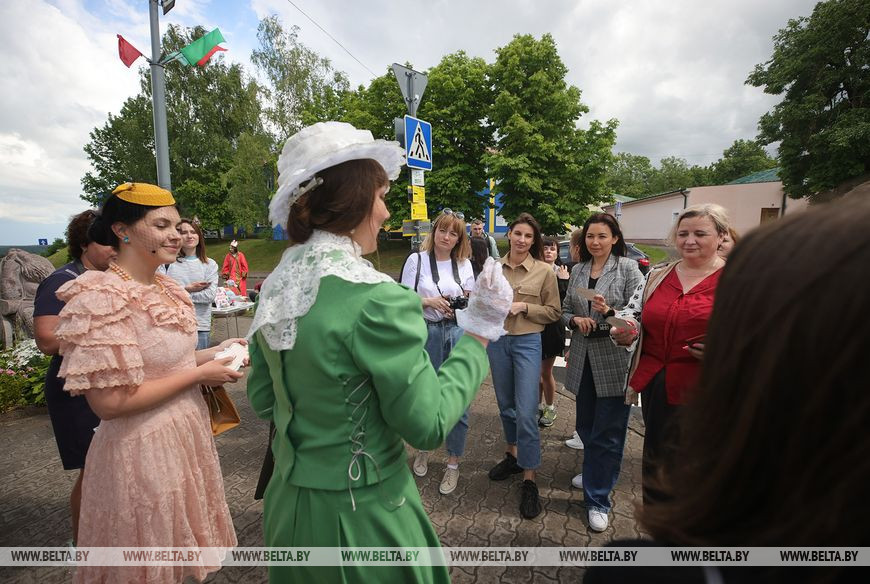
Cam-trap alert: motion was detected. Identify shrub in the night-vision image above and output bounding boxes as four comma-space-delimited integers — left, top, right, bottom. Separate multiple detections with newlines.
0, 340, 50, 412
43, 238, 66, 258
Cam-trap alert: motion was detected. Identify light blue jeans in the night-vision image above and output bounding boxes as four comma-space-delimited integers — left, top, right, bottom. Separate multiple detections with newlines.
487, 333, 542, 470
197, 331, 211, 350
424, 319, 469, 457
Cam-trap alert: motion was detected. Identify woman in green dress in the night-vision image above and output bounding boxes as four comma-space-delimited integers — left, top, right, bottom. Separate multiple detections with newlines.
246, 122, 514, 583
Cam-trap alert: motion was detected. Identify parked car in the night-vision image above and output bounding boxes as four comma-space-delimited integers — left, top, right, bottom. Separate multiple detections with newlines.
558, 240, 650, 275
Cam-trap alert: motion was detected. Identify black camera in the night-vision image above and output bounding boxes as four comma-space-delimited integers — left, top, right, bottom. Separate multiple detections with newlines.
448, 296, 468, 310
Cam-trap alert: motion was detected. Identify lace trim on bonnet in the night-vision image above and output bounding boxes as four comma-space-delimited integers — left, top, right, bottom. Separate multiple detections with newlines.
247, 230, 393, 350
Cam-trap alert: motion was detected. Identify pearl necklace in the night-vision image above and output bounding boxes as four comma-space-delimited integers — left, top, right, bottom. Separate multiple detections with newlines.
109, 263, 180, 308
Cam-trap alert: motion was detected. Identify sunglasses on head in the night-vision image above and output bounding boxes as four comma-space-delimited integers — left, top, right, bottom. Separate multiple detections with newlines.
440, 208, 465, 220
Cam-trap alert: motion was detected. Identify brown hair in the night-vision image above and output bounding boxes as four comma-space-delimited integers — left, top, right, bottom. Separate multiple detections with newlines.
421, 212, 471, 261
639, 196, 870, 550
66, 209, 99, 260
569, 228, 583, 249
578, 213, 627, 262
286, 159, 389, 244
507, 213, 544, 260
469, 236, 489, 274
178, 218, 207, 263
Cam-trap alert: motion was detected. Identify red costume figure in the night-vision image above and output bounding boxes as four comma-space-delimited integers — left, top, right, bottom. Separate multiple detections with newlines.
221, 240, 248, 296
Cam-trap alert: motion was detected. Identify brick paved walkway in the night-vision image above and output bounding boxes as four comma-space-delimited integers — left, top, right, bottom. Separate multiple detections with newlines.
0, 315, 646, 583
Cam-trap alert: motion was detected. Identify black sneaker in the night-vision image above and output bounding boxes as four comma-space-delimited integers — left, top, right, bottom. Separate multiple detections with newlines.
520, 480, 542, 519
488, 452, 523, 481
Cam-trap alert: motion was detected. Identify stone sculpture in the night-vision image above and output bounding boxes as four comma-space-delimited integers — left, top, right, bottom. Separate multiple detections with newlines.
0, 249, 54, 348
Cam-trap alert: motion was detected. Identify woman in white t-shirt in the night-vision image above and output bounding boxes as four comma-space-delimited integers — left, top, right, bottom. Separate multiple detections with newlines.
400, 209, 475, 495
160, 219, 219, 349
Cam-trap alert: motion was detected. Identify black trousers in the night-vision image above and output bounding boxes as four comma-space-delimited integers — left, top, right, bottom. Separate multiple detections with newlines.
640, 369, 681, 506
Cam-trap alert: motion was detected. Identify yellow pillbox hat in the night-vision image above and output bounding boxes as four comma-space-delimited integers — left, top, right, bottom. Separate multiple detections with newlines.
112, 182, 176, 206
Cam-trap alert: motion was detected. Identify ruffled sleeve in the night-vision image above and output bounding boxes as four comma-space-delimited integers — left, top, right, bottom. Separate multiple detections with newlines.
55, 272, 144, 395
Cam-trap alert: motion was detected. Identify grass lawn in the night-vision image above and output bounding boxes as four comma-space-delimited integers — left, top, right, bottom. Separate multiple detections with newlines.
205, 239, 289, 273
47, 249, 68, 268
634, 244, 669, 265
206, 238, 413, 276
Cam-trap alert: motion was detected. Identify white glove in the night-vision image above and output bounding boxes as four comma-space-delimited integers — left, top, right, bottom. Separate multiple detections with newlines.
456, 257, 513, 341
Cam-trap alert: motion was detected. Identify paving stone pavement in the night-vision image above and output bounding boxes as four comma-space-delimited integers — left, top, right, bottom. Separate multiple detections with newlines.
0, 315, 647, 583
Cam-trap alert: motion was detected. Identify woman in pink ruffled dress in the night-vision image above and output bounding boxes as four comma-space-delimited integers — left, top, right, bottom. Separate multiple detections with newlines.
55, 183, 240, 583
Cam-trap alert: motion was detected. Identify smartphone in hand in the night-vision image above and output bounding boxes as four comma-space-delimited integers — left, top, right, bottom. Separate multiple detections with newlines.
683, 333, 706, 351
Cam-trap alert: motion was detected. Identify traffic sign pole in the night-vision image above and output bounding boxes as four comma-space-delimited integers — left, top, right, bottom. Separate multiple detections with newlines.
392, 64, 430, 252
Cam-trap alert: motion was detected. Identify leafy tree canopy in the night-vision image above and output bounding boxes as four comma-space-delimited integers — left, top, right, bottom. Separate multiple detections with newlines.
252, 16, 350, 141
484, 34, 617, 234
81, 24, 265, 230
747, 0, 870, 200
417, 51, 495, 219
606, 153, 655, 198
710, 139, 776, 184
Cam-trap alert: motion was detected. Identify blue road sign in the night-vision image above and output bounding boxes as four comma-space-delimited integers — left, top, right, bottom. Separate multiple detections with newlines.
38, 239, 48, 246
404, 115, 432, 171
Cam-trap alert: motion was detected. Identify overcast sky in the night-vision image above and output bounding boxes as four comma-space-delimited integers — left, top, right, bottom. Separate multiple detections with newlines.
0, 0, 818, 244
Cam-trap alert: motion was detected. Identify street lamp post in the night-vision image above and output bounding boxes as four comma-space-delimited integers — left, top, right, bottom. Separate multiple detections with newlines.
149, 0, 172, 190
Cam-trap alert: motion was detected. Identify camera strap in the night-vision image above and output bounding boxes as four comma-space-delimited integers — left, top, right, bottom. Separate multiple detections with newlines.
428, 250, 463, 296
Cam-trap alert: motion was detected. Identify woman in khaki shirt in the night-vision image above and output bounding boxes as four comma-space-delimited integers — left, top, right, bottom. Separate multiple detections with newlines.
486, 213, 561, 519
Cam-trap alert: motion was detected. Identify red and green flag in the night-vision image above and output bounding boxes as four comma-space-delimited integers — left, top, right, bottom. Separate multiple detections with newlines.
173, 28, 228, 66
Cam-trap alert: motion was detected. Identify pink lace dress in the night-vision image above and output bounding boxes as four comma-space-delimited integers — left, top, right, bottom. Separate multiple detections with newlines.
55, 270, 237, 584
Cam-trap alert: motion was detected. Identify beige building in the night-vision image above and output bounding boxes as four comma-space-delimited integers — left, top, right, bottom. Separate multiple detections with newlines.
602, 169, 810, 244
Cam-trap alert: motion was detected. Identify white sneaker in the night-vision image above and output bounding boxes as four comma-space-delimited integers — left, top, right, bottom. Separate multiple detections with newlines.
565, 431, 584, 450
571, 473, 583, 489
588, 508, 609, 532
439, 467, 460, 494
412, 451, 429, 477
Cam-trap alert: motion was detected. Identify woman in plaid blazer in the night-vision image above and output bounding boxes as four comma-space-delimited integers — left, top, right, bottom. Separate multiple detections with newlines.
561, 214, 644, 532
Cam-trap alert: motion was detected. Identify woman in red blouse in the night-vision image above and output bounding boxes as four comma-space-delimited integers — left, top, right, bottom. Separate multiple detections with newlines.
612, 204, 731, 504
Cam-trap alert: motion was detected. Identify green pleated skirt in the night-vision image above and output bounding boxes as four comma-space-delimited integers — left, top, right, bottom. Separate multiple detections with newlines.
263, 466, 449, 584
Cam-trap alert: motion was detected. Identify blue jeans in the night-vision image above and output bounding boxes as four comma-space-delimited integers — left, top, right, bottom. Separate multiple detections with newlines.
197, 331, 211, 350
424, 320, 469, 458
487, 333, 542, 470
575, 357, 631, 512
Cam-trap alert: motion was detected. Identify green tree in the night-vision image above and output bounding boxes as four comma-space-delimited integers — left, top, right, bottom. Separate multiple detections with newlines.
605, 153, 655, 197
222, 132, 275, 229
81, 95, 157, 202
336, 68, 410, 225
711, 139, 777, 183
484, 34, 617, 234
689, 164, 714, 188
747, 0, 870, 200
81, 25, 266, 229
648, 157, 693, 195
252, 16, 350, 141
340, 70, 407, 139
417, 51, 494, 218
174, 178, 226, 228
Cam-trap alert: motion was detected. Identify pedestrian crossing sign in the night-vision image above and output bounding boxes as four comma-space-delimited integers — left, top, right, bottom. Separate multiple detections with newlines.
404, 115, 432, 171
